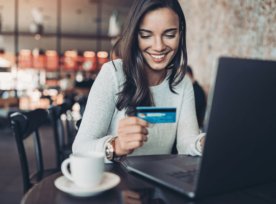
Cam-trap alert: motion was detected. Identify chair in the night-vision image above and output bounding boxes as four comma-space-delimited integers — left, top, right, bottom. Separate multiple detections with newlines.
63, 100, 75, 145
77, 96, 88, 116
0, 107, 26, 133
48, 100, 74, 167
0, 97, 21, 132
10, 109, 60, 194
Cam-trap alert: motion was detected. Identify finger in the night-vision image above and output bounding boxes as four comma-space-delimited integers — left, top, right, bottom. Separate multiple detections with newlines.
120, 125, 149, 135
124, 134, 148, 143
121, 117, 151, 127
125, 141, 144, 150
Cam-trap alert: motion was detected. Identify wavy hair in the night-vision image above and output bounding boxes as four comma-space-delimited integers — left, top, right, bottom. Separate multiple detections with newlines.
111, 0, 188, 116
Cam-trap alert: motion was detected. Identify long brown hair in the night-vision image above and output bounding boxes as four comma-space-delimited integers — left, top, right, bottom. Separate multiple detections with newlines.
111, 0, 188, 116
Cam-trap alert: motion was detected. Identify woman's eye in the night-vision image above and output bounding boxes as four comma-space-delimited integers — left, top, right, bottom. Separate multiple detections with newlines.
166, 35, 175, 39
141, 36, 151, 39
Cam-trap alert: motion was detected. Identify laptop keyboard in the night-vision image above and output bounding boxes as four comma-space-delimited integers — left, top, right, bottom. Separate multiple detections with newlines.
166, 169, 197, 184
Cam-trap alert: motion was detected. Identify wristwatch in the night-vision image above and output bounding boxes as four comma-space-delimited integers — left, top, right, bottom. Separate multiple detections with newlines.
105, 137, 126, 162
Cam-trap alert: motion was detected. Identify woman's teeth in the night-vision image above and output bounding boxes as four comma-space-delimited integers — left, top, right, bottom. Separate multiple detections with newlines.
151, 54, 166, 59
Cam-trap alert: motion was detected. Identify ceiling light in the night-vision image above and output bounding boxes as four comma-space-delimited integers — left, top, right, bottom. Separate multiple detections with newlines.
84, 51, 95, 58
97, 51, 108, 58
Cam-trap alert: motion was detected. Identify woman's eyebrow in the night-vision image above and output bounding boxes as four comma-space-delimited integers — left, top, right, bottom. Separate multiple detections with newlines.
139, 29, 152, 33
138, 28, 178, 33
163, 28, 178, 33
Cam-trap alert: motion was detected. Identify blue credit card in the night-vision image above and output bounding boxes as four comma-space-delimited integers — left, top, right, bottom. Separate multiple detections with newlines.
136, 107, 176, 123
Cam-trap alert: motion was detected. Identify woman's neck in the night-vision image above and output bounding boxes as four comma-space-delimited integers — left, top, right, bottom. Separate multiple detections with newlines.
145, 65, 167, 87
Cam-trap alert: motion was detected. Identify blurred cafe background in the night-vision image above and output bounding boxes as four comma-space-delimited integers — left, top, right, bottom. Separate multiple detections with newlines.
0, 0, 275, 203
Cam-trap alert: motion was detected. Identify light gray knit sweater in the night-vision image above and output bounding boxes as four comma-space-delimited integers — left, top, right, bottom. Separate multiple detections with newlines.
72, 59, 204, 162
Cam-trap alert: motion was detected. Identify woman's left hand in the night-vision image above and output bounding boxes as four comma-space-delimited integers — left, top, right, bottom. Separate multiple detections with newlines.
200, 137, 205, 152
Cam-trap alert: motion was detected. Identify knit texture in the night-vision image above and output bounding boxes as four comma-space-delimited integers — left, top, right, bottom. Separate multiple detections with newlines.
72, 59, 205, 162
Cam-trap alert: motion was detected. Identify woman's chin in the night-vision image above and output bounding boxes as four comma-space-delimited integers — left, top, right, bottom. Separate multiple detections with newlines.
147, 62, 170, 71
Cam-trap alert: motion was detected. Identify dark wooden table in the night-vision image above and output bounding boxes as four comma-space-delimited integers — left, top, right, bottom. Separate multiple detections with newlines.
21, 155, 276, 204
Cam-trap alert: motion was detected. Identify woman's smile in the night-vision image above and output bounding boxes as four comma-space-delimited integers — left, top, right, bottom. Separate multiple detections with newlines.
148, 52, 169, 62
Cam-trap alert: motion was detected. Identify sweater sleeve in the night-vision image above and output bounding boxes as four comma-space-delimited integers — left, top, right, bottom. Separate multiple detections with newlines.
72, 62, 118, 160
177, 77, 205, 156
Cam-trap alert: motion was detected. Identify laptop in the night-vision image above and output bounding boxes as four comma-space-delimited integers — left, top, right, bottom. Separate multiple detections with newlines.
127, 57, 276, 198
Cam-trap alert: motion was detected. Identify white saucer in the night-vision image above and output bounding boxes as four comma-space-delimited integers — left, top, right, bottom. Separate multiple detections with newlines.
54, 172, 120, 197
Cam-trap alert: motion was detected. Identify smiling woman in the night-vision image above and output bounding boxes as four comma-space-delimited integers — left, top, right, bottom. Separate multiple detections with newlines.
72, 0, 205, 162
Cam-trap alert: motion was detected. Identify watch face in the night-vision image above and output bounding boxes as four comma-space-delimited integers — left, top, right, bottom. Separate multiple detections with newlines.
106, 150, 111, 157
105, 142, 113, 160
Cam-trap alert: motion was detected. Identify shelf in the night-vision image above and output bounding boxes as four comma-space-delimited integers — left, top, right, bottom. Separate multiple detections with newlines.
0, 32, 113, 40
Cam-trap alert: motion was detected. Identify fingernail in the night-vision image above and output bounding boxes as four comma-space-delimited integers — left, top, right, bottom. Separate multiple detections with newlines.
148, 123, 153, 128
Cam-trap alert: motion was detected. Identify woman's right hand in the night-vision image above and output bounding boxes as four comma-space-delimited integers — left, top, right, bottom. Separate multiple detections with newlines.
115, 117, 150, 156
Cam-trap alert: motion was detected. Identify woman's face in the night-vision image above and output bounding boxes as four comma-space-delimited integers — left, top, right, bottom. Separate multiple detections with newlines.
138, 8, 180, 71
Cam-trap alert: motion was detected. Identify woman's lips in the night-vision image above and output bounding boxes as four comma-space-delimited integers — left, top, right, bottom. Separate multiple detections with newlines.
149, 53, 168, 62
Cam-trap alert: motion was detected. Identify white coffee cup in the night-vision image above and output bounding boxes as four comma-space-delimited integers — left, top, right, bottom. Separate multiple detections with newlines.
61, 151, 105, 188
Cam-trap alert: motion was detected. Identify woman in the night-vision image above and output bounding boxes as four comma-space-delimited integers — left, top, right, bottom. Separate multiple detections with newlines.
73, 0, 205, 162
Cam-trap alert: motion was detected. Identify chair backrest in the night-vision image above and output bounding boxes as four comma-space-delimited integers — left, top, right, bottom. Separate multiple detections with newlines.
61, 100, 74, 144
10, 109, 48, 193
48, 100, 73, 167
77, 96, 88, 116
48, 105, 63, 168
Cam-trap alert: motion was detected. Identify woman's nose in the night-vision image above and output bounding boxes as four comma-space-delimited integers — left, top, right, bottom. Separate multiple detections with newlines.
152, 36, 165, 51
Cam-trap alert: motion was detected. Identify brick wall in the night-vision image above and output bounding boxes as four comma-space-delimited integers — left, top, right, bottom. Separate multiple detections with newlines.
179, 0, 276, 94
